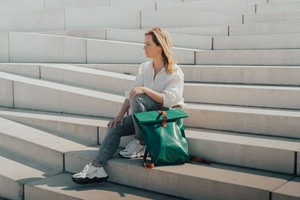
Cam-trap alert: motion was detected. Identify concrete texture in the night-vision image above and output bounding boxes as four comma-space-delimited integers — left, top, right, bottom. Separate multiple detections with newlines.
0, 32, 9, 62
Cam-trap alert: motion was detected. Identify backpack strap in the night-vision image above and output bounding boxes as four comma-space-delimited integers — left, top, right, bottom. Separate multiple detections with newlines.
142, 148, 155, 169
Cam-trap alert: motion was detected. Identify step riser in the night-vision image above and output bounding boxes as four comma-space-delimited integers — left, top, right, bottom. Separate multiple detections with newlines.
0, 133, 63, 171
13, 82, 123, 118
0, 110, 296, 174
196, 50, 300, 65
230, 21, 300, 36
9, 32, 195, 64
244, 11, 300, 24
65, 152, 272, 200
25, 185, 76, 200
1, 80, 298, 137
167, 25, 229, 36
3, 65, 300, 109
107, 29, 212, 50
257, 3, 300, 13
0, 9, 64, 32
40, 66, 133, 96
0, 78, 13, 108
141, 11, 242, 28
157, 2, 256, 13
185, 108, 300, 139
214, 35, 300, 50
0, 32, 8, 62
188, 137, 295, 174
1, 115, 99, 146
75, 64, 300, 86
184, 85, 300, 109
0, 175, 23, 200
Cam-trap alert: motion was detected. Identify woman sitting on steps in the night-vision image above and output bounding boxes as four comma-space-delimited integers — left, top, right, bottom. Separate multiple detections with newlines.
72, 27, 185, 184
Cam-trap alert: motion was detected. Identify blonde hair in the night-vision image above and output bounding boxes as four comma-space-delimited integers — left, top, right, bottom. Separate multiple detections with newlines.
145, 27, 176, 74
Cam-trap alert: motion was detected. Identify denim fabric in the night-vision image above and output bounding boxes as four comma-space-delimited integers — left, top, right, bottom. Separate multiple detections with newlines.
94, 94, 162, 165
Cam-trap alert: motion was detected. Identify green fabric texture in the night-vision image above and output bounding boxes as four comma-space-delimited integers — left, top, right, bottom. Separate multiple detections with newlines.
133, 109, 189, 166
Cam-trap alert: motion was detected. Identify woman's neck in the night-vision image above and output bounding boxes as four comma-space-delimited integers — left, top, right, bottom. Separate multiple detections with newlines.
152, 58, 164, 72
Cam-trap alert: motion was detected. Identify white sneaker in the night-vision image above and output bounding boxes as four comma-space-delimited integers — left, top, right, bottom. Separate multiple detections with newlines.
72, 163, 108, 184
119, 139, 146, 158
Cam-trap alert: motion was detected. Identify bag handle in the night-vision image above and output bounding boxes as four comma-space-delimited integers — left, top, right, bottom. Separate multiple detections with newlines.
157, 110, 167, 128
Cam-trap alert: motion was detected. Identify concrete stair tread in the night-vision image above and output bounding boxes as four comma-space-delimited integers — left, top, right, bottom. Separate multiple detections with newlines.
0, 117, 86, 153
0, 153, 59, 200
65, 146, 292, 199
25, 173, 183, 200
273, 177, 300, 199
0, 154, 58, 184
0, 71, 124, 102
1, 107, 299, 174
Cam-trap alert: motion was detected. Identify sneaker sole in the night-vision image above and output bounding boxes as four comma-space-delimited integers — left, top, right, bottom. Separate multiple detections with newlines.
72, 176, 109, 185
118, 152, 143, 159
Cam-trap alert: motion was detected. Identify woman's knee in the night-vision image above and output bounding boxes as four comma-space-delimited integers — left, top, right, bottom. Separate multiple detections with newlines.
130, 94, 148, 112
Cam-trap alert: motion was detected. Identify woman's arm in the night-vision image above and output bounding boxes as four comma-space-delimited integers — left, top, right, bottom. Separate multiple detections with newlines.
129, 86, 163, 104
107, 99, 130, 128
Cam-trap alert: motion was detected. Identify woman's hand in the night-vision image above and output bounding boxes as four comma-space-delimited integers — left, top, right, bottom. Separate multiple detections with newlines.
107, 115, 124, 129
129, 87, 145, 99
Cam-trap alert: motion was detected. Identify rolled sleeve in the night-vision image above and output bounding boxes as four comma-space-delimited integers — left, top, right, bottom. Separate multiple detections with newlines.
162, 70, 185, 108
125, 63, 145, 99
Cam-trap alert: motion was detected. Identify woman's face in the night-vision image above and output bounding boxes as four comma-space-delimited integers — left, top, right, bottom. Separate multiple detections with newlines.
144, 34, 162, 59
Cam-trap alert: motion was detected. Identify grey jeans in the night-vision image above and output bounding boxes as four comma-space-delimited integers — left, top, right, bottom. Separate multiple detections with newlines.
94, 94, 162, 165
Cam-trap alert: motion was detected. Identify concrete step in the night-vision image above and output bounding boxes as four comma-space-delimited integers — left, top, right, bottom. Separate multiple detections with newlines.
214, 33, 300, 50
157, 1, 256, 13
0, 108, 133, 149
184, 83, 300, 109
186, 128, 300, 174
25, 173, 182, 200
0, 9, 64, 32
2, 64, 300, 109
65, 146, 292, 200
1, 108, 299, 174
0, 71, 124, 118
166, 25, 229, 36
257, 2, 300, 13
0, 153, 58, 200
0, 117, 86, 171
141, 10, 242, 28
183, 0, 267, 3
244, 10, 300, 24
8, 32, 196, 64
272, 177, 300, 200
230, 20, 300, 36
0, 0, 44, 15
45, 0, 110, 9
107, 28, 212, 50
76, 64, 300, 86
196, 49, 300, 65
185, 103, 300, 139
45, 28, 213, 50
1, 71, 300, 138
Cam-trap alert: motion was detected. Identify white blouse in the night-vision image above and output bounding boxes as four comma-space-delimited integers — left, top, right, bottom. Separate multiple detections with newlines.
125, 61, 185, 108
